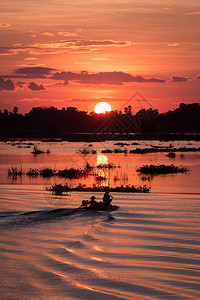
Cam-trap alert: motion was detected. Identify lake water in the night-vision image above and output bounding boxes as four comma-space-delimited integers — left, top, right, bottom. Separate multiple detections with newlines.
0, 140, 200, 299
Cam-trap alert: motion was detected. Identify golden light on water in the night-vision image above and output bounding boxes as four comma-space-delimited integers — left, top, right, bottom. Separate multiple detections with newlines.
97, 154, 108, 165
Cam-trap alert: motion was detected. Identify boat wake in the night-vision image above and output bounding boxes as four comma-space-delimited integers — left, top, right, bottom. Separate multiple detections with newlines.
0, 206, 117, 230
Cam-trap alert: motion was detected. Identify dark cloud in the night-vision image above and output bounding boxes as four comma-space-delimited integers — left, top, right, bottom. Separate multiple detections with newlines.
14, 67, 55, 78
196, 75, 200, 79
170, 76, 188, 82
28, 82, 45, 91
17, 81, 26, 88
51, 71, 165, 85
52, 71, 80, 81
0, 78, 15, 91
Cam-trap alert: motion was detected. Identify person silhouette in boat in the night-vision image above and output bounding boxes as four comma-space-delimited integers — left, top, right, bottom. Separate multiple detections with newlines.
88, 196, 98, 209
103, 190, 113, 208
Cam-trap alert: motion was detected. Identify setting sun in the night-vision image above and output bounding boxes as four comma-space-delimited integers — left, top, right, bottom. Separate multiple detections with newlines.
94, 102, 112, 114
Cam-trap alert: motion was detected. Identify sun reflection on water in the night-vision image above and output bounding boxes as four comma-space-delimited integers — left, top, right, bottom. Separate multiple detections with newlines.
97, 153, 108, 165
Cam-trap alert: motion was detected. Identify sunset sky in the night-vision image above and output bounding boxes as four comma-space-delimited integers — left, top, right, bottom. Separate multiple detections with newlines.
0, 0, 200, 114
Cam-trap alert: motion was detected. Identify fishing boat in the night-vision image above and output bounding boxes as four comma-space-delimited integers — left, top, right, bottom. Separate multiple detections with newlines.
150, 144, 173, 149
79, 200, 119, 212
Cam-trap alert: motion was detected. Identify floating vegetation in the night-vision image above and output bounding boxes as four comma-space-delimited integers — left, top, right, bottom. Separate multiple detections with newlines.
85, 162, 93, 170
114, 142, 130, 147
47, 183, 70, 195
114, 148, 128, 154
31, 145, 50, 154
47, 183, 151, 194
97, 163, 118, 169
140, 175, 151, 181
78, 148, 96, 154
8, 166, 23, 178
167, 152, 176, 158
95, 175, 106, 182
58, 168, 90, 179
130, 147, 200, 154
136, 164, 189, 175
26, 168, 40, 176
31, 145, 44, 154
131, 142, 139, 145
40, 168, 56, 178
26, 167, 91, 179
101, 149, 113, 153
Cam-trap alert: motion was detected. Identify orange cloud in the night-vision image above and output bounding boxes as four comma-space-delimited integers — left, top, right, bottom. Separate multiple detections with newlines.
24, 57, 39, 61
41, 32, 55, 37
184, 11, 200, 15
0, 39, 132, 56
58, 31, 78, 37
0, 23, 11, 27
167, 43, 179, 47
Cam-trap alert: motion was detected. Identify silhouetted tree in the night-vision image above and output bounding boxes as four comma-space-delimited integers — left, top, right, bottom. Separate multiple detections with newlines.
0, 103, 199, 138
13, 107, 18, 114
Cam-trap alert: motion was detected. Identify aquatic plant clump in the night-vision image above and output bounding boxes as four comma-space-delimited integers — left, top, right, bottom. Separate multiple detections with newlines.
40, 168, 56, 178
47, 183, 70, 194
26, 167, 92, 179
31, 145, 44, 154
114, 148, 128, 154
26, 168, 40, 176
97, 163, 118, 169
31, 145, 50, 154
78, 148, 96, 154
58, 168, 90, 179
130, 147, 200, 154
47, 183, 151, 194
101, 149, 113, 153
167, 152, 176, 158
136, 164, 189, 175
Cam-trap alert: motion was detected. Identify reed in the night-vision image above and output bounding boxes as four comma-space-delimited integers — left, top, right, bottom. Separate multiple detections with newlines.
78, 149, 96, 154
26, 168, 40, 176
31, 145, 50, 154
31, 145, 44, 154
8, 166, 23, 177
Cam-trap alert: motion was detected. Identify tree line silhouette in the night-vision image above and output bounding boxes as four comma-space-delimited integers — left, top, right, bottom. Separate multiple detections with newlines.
0, 103, 199, 139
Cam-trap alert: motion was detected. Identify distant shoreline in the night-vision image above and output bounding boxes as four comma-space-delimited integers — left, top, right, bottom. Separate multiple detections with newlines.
1, 133, 200, 142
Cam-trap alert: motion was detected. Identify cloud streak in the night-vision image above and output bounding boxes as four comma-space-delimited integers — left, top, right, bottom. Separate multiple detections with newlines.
0, 39, 132, 56
13, 67, 55, 78
0, 23, 11, 28
52, 71, 165, 85
184, 11, 200, 15
170, 76, 188, 82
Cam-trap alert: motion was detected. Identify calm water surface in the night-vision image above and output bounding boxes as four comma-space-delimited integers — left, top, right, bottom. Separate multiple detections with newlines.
0, 141, 200, 299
